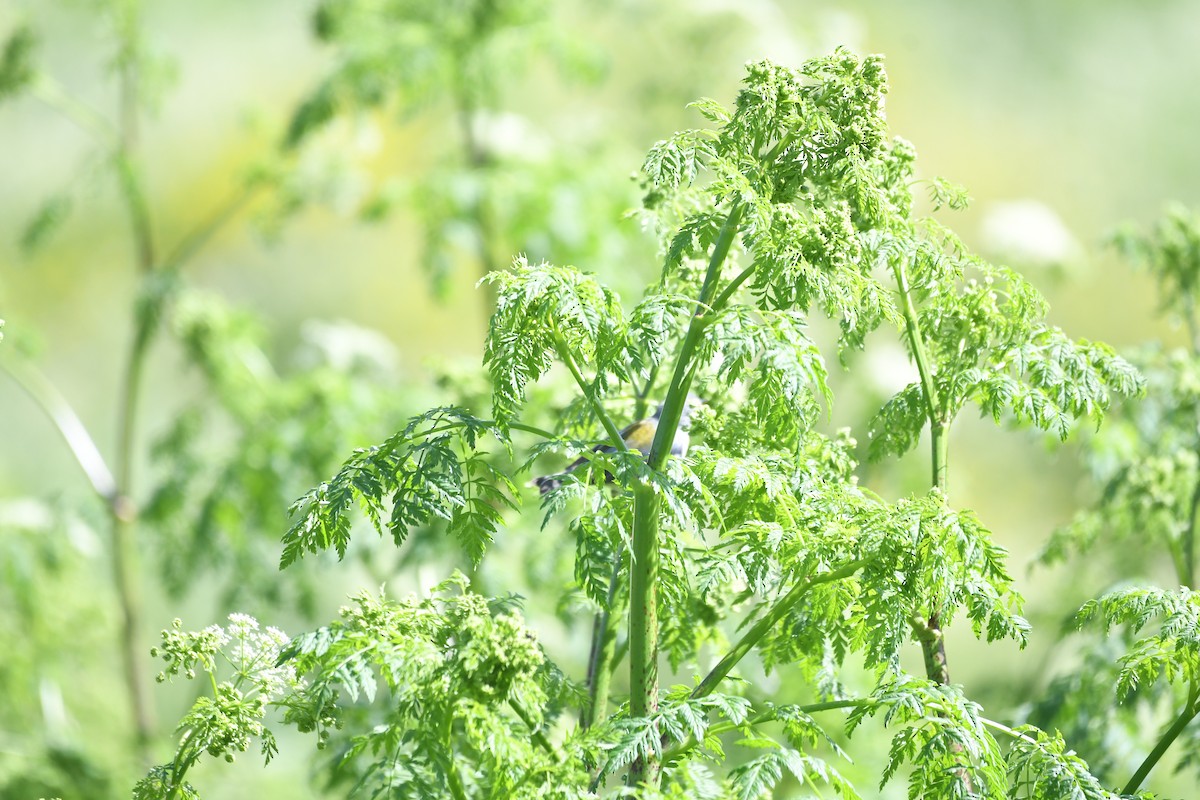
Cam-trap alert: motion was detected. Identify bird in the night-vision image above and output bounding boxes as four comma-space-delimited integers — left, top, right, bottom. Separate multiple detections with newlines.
532, 394, 701, 495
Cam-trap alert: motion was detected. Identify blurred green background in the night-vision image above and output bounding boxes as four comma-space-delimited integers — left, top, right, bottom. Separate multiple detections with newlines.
2, 1, 1199, 797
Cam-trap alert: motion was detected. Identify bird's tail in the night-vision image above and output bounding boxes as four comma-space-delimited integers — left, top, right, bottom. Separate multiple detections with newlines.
531, 475, 562, 495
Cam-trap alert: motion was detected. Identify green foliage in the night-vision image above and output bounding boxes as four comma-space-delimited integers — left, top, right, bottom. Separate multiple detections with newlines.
0, 501, 115, 799
1113, 206, 1200, 328
143, 293, 409, 609
280, 0, 625, 296
1026, 206, 1200, 795
135, 49, 1165, 800
1076, 587, 1200, 700
866, 236, 1141, 463
483, 258, 631, 426
282, 408, 518, 568
1005, 726, 1121, 800
148, 577, 595, 800
849, 677, 1007, 798
292, 0, 561, 148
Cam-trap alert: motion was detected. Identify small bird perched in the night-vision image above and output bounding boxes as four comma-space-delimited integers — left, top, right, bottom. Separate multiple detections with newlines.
533, 394, 701, 495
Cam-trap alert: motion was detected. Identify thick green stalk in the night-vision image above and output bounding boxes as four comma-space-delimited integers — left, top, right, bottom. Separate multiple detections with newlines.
1123, 681, 1200, 795
111, 32, 158, 754
628, 488, 661, 775
628, 202, 743, 787
442, 714, 470, 800
891, 257, 953, 685
112, 314, 154, 750
650, 203, 746, 459
691, 560, 867, 700
582, 548, 624, 729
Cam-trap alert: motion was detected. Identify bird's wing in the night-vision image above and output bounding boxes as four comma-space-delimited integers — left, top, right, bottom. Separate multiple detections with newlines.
563, 419, 651, 472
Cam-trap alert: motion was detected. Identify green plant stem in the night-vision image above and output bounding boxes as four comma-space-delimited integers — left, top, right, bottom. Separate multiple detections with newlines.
1180, 462, 1200, 589
31, 74, 118, 147
710, 262, 757, 312
442, 714, 470, 800
0, 357, 118, 502
162, 185, 259, 273
164, 727, 200, 800
549, 322, 630, 732
1123, 680, 1200, 795
652, 203, 746, 451
634, 364, 661, 421
891, 257, 947, 492
551, 330, 630, 455
110, 35, 159, 756
453, 70, 502, 312
691, 559, 867, 701
32, 29, 269, 763
978, 716, 1040, 748
117, 51, 156, 272
626, 201, 744, 788
508, 698, 559, 758
609, 637, 629, 674
891, 256, 954, 688
582, 547, 624, 729
891, 255, 979, 793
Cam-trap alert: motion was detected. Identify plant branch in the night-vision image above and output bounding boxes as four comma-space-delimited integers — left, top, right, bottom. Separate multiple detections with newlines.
161, 185, 259, 274
442, 715, 470, 800
582, 546, 625, 729
0, 356, 118, 502
691, 559, 867, 700
109, 24, 158, 756
117, 48, 155, 272
507, 697, 559, 759
891, 249, 975, 795
634, 364, 661, 421
978, 716, 1041, 748
891, 256, 946, 491
651, 202, 746, 464
551, 329, 630, 455
1123, 680, 1200, 795
1181, 462, 1200, 589
30, 74, 118, 147
891, 254, 956, 685
710, 262, 757, 312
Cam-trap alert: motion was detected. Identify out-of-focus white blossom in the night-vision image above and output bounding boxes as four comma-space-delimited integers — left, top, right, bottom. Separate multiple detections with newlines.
472, 111, 549, 160
981, 200, 1081, 267
863, 340, 919, 397
299, 319, 399, 374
